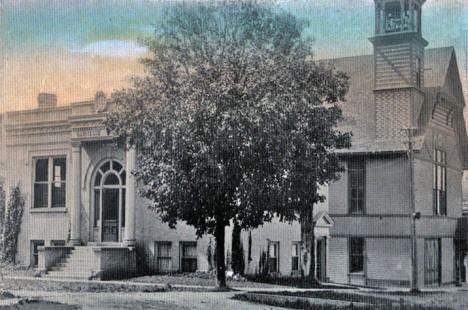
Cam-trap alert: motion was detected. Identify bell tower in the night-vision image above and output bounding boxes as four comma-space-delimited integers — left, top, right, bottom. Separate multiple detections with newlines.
370, 0, 428, 140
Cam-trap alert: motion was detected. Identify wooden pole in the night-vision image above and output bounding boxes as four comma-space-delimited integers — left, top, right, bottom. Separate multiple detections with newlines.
405, 128, 419, 292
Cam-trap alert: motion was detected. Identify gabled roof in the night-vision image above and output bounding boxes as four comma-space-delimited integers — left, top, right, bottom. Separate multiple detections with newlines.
424, 47, 454, 89
321, 47, 467, 160
313, 210, 334, 227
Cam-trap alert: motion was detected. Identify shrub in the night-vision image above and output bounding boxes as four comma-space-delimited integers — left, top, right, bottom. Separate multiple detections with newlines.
1, 186, 24, 264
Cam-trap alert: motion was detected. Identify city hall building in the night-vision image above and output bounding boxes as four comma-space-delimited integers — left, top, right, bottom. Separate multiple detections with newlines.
1, 0, 467, 286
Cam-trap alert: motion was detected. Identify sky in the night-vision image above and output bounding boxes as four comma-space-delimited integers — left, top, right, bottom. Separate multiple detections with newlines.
1, 0, 467, 113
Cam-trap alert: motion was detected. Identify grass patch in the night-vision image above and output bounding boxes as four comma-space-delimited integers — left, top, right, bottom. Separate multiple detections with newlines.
246, 290, 395, 304
243, 275, 352, 289
2, 278, 167, 293
233, 291, 454, 310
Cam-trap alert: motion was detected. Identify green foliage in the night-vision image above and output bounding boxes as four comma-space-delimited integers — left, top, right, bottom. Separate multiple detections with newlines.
107, 0, 350, 235
231, 221, 245, 275
0, 186, 5, 240
1, 186, 24, 264
106, 0, 351, 287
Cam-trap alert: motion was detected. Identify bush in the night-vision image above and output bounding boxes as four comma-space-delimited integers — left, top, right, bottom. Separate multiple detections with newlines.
231, 221, 245, 275
0, 186, 5, 250
1, 186, 24, 264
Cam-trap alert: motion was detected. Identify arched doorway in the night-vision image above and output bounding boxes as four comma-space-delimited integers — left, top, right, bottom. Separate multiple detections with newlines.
93, 160, 126, 242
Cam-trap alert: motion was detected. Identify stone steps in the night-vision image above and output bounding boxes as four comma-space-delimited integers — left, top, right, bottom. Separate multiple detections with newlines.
44, 247, 97, 280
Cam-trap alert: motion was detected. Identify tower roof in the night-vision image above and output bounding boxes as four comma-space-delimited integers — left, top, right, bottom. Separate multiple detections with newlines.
320, 47, 467, 165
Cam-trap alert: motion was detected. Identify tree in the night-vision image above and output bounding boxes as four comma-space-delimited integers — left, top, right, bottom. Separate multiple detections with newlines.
1, 186, 24, 264
231, 221, 244, 275
106, 0, 351, 289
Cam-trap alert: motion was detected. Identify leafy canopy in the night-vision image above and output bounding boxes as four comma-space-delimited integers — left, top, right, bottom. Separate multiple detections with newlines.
106, 0, 351, 237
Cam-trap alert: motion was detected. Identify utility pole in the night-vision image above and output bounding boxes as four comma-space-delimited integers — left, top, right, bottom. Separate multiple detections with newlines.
404, 127, 419, 293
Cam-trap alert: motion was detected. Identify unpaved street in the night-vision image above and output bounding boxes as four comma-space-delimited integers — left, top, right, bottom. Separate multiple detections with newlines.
9, 290, 289, 310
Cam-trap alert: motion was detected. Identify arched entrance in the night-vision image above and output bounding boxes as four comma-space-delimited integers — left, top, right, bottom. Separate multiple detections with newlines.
93, 160, 126, 242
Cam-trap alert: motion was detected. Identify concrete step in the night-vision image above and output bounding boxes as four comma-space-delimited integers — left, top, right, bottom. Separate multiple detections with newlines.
45, 246, 98, 280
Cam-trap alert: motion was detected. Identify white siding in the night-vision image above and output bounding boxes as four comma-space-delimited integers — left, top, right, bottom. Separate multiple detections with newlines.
327, 238, 348, 284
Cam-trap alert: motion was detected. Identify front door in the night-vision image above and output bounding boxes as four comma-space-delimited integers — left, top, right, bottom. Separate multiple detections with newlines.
317, 238, 327, 281
102, 188, 119, 242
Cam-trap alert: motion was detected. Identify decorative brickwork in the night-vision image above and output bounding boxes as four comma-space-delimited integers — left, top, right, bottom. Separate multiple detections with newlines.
375, 89, 411, 139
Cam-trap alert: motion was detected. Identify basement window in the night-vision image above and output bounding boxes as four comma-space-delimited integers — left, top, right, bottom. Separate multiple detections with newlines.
30, 240, 44, 268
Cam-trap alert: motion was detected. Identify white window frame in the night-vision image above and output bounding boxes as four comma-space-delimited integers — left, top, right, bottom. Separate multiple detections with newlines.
268, 241, 280, 273
291, 242, 300, 273
33, 156, 66, 209
155, 241, 172, 273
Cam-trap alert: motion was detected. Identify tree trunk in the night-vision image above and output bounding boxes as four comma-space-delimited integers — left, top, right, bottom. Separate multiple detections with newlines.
300, 206, 319, 286
215, 223, 227, 289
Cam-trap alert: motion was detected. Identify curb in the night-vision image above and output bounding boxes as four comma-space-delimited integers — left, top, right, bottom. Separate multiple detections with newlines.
238, 292, 372, 310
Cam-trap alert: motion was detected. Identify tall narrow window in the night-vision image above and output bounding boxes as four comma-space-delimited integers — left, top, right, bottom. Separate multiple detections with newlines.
416, 57, 421, 88
180, 242, 197, 272
348, 159, 365, 214
384, 1, 402, 33
433, 150, 447, 216
268, 241, 280, 273
156, 242, 172, 273
34, 157, 66, 208
349, 238, 365, 273
291, 242, 300, 272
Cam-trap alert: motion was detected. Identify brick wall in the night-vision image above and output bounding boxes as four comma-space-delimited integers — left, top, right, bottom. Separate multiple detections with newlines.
375, 89, 411, 139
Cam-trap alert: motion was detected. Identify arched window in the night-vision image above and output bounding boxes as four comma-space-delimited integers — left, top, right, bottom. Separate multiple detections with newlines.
93, 160, 126, 242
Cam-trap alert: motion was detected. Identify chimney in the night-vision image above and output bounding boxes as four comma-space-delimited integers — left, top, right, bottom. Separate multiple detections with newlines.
37, 93, 57, 109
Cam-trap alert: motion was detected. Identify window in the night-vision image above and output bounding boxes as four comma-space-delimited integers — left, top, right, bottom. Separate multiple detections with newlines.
384, 1, 402, 33
416, 57, 421, 88
180, 242, 197, 272
291, 242, 300, 272
30, 240, 44, 267
34, 157, 66, 208
433, 150, 447, 216
268, 241, 280, 273
348, 159, 365, 214
156, 242, 172, 273
51, 240, 66, 247
93, 160, 126, 229
349, 238, 365, 273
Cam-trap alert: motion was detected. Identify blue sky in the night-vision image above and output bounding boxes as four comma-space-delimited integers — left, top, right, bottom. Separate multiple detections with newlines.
1, 0, 467, 112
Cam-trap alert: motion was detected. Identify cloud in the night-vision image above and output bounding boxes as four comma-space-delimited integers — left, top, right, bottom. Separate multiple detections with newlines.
71, 40, 147, 58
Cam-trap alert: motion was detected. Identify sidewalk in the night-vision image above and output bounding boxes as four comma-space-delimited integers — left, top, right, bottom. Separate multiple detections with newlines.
2, 275, 352, 292
4, 275, 466, 293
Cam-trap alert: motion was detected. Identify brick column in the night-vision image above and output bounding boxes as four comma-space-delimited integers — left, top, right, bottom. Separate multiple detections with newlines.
123, 145, 136, 246
70, 142, 82, 245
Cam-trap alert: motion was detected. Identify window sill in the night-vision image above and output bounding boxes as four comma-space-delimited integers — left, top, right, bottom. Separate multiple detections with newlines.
30, 208, 68, 213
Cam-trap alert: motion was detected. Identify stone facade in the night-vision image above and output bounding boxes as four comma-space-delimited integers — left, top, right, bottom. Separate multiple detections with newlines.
1, 95, 331, 278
